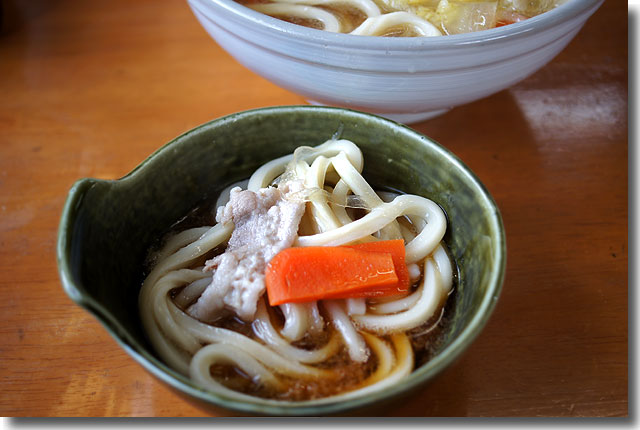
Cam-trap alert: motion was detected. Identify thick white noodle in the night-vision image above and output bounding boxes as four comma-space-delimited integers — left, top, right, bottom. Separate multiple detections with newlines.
369, 287, 421, 315
370, 243, 451, 315
151, 227, 212, 264
271, 0, 380, 18
140, 269, 211, 375
324, 300, 369, 362
140, 222, 232, 295
174, 273, 212, 308
190, 343, 283, 394
139, 223, 232, 375
171, 305, 331, 378
150, 270, 211, 352
331, 152, 382, 209
346, 298, 366, 316
359, 332, 395, 384
408, 263, 421, 283
305, 155, 342, 233
432, 244, 454, 293
330, 179, 354, 225
350, 11, 442, 36
253, 301, 341, 363
353, 257, 450, 333
278, 302, 309, 341
296, 194, 446, 264
279, 301, 325, 339
307, 301, 325, 333
247, 139, 364, 191
330, 152, 402, 240
398, 221, 418, 243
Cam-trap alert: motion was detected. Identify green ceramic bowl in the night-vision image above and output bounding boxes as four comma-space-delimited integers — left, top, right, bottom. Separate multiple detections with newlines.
57, 106, 505, 416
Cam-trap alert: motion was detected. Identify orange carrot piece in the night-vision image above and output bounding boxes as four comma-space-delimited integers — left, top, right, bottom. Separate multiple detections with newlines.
265, 246, 399, 306
344, 239, 410, 296
265, 240, 411, 305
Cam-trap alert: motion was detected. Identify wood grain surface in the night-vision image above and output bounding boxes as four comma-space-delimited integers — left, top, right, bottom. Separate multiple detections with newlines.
0, 0, 628, 417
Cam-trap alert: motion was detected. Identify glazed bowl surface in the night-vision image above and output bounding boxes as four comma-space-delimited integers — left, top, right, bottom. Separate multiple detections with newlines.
187, 0, 603, 123
57, 106, 506, 415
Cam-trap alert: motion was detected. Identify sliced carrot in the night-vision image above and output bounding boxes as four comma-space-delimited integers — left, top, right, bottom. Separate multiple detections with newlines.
265, 246, 398, 305
344, 239, 410, 297
265, 240, 410, 305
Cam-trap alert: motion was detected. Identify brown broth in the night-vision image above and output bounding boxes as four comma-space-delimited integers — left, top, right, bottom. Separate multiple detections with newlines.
318, 4, 368, 33
377, 24, 423, 37
276, 15, 325, 30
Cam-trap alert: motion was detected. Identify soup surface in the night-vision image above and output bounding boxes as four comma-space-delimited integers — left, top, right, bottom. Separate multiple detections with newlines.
238, 0, 567, 36
139, 139, 457, 401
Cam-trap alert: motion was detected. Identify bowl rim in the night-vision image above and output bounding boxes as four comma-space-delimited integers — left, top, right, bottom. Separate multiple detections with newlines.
188, 0, 603, 51
57, 105, 507, 416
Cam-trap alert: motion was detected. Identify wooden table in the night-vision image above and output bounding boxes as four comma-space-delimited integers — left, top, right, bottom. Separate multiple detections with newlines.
0, 0, 628, 417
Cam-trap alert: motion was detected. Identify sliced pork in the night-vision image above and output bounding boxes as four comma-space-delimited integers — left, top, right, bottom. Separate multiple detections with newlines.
188, 184, 305, 321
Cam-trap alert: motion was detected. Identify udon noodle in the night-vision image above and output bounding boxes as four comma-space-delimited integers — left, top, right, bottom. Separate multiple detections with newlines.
139, 139, 454, 401
239, 0, 566, 36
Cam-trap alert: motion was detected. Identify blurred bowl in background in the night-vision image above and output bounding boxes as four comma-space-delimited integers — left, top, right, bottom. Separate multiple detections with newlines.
186, 0, 603, 123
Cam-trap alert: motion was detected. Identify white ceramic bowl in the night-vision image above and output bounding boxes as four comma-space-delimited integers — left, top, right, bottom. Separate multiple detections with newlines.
187, 0, 603, 123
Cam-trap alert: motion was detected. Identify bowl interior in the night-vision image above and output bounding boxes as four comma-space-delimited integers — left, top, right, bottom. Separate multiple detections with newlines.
199, 0, 603, 49
57, 106, 505, 415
